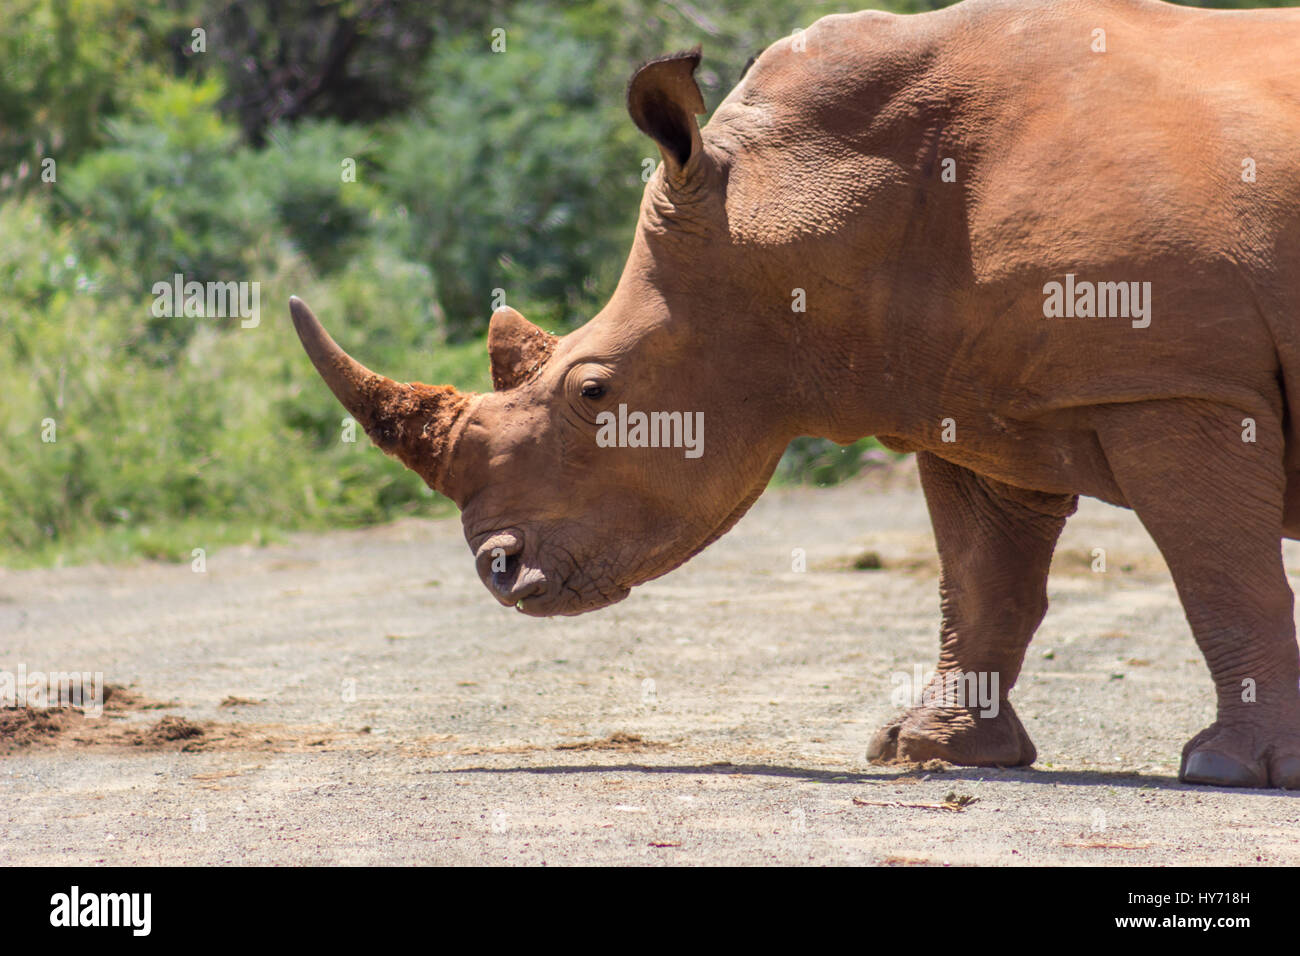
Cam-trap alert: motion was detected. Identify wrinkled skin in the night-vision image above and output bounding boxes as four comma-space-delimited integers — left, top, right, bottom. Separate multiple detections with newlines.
292, 0, 1300, 788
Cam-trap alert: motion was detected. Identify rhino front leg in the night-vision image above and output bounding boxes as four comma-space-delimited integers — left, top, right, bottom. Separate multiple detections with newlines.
1097, 401, 1300, 789
868, 451, 1077, 767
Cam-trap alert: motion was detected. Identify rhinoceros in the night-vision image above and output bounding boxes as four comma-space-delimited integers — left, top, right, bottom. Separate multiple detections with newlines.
290, 0, 1300, 789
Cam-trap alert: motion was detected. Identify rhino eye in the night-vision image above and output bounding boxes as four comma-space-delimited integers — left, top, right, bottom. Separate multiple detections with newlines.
580, 382, 606, 400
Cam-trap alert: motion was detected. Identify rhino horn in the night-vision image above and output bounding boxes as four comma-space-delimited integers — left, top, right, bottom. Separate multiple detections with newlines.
289, 296, 476, 501
488, 307, 557, 391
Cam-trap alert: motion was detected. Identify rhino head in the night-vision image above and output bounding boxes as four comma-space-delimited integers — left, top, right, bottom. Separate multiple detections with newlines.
291, 50, 820, 616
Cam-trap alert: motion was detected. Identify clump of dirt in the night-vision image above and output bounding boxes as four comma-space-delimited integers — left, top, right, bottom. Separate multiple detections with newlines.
555, 732, 666, 752
2, 683, 195, 753
103, 684, 177, 712
139, 715, 205, 744
816, 551, 939, 575
852, 551, 884, 571
1, 684, 172, 749
3, 684, 411, 758
0, 707, 74, 753
3, 697, 275, 755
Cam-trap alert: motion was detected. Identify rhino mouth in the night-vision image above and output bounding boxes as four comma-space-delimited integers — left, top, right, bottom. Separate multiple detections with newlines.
506, 569, 633, 618
518, 582, 633, 617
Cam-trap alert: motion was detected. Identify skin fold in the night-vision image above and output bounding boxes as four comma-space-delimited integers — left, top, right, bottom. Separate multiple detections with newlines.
291, 0, 1300, 788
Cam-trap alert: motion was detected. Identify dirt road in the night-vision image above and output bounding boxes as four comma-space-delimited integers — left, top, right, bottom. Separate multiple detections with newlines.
3, 463, 1298, 865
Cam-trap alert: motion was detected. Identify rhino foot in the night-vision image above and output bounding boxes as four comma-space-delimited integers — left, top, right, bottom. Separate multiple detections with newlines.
867, 701, 1036, 768
1179, 709, 1300, 789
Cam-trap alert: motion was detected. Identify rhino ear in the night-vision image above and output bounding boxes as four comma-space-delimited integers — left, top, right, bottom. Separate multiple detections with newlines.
488, 307, 558, 391
627, 47, 706, 180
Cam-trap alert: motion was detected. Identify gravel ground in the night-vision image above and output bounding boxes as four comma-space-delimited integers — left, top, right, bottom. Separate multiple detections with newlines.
2, 463, 1298, 865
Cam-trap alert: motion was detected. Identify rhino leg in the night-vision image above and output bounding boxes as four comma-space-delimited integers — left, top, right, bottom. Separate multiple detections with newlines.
868, 452, 1076, 767
1098, 401, 1300, 789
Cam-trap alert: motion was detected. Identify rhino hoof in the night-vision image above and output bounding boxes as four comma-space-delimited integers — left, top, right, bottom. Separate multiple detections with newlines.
1179, 714, 1300, 789
866, 704, 1035, 768
866, 719, 902, 762
1180, 750, 1267, 788
1271, 755, 1300, 790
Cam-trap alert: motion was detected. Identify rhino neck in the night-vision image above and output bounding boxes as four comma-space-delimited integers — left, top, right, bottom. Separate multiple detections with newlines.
707, 11, 985, 450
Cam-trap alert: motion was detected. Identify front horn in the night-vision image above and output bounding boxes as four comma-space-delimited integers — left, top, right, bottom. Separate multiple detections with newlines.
289, 296, 476, 500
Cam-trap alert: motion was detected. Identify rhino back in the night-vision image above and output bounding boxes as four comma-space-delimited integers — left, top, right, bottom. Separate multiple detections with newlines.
705, 0, 1300, 488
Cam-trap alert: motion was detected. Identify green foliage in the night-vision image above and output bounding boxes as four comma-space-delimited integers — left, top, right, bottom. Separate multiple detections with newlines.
774, 437, 891, 487
59, 77, 269, 291
0, 198, 484, 567
162, 0, 447, 145
0, 0, 165, 192
249, 120, 384, 275
383, 9, 644, 336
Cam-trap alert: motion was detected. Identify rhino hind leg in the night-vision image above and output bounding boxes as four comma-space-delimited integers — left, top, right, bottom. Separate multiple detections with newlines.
868, 452, 1077, 768
1098, 401, 1300, 789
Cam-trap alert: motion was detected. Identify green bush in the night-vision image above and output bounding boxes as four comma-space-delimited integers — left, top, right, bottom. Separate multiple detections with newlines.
59, 77, 271, 275
0, 191, 491, 567
383, 9, 645, 337
0, 0, 167, 192
247, 120, 384, 275
774, 437, 892, 487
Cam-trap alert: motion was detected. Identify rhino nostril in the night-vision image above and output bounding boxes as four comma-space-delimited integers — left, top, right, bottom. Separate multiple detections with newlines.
474, 533, 545, 605
476, 533, 522, 579
491, 552, 521, 593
